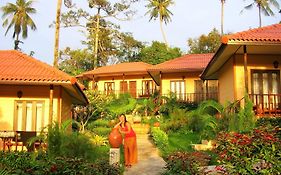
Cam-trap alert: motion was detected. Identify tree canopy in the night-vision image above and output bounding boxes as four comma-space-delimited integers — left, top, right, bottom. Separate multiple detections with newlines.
134, 41, 181, 65
1, 0, 37, 50
145, 0, 174, 46
187, 28, 221, 54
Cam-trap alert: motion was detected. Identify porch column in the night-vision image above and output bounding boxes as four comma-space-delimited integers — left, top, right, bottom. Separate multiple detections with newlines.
159, 71, 162, 96
122, 73, 125, 93
49, 84, 54, 124
206, 80, 209, 100
243, 45, 249, 93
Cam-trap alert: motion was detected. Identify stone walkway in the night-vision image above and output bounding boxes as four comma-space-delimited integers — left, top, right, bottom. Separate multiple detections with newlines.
124, 124, 166, 175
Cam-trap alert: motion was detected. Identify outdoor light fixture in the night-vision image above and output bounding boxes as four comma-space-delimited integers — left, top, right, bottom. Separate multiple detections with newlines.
273, 60, 279, 69
17, 91, 23, 98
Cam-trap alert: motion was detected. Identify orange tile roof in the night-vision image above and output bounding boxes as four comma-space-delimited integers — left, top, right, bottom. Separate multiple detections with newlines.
222, 23, 281, 44
0, 50, 75, 83
0, 50, 88, 104
82, 62, 152, 76
148, 53, 214, 72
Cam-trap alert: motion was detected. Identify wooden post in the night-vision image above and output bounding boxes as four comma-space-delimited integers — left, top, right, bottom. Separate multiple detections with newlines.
206, 80, 209, 100
243, 45, 249, 94
49, 85, 54, 124
122, 73, 125, 94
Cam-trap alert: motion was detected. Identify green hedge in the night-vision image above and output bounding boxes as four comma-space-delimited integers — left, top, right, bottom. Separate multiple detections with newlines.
0, 152, 120, 175
150, 127, 168, 151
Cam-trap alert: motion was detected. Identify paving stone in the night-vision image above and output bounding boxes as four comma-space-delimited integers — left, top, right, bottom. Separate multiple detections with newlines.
124, 125, 166, 175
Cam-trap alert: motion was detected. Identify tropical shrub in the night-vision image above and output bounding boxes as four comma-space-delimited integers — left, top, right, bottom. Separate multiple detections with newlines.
160, 108, 189, 133
150, 127, 169, 151
257, 117, 281, 128
0, 151, 120, 175
186, 100, 221, 140
106, 93, 137, 116
215, 125, 281, 174
218, 95, 256, 133
163, 151, 211, 175
73, 90, 113, 131
159, 93, 198, 117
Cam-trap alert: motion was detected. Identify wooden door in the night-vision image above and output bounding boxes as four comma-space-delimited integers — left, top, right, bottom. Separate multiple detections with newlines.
120, 81, 128, 93
129, 81, 137, 98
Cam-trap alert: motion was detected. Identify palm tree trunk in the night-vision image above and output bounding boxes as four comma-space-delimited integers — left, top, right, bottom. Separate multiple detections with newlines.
93, 8, 101, 69
258, 4, 262, 27
14, 34, 20, 50
160, 19, 168, 47
221, 0, 225, 35
53, 0, 62, 68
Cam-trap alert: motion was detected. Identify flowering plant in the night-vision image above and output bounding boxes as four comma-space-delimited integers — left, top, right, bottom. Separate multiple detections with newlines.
215, 126, 281, 174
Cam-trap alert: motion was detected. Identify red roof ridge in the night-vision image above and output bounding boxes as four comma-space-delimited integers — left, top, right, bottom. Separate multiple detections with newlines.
221, 23, 281, 44
82, 61, 152, 75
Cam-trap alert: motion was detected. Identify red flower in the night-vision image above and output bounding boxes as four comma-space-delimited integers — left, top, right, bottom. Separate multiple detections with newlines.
50, 165, 57, 172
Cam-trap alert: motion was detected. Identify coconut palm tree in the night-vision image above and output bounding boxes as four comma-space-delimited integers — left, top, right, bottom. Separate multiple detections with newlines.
220, 0, 226, 35
53, 0, 72, 67
145, 0, 174, 46
242, 0, 280, 27
1, 0, 37, 50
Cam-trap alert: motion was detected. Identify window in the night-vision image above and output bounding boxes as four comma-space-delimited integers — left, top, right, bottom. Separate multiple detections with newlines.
170, 80, 185, 99
142, 80, 154, 96
104, 82, 115, 95
14, 101, 45, 132
251, 70, 281, 110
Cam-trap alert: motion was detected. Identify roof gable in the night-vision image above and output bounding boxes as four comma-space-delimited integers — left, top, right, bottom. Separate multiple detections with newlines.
148, 53, 214, 72
0, 50, 74, 83
82, 62, 152, 76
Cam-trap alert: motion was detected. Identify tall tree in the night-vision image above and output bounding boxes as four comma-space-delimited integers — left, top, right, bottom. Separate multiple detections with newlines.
220, 0, 226, 34
145, 0, 174, 46
1, 0, 37, 50
187, 28, 221, 54
58, 47, 93, 76
53, 0, 72, 68
136, 41, 181, 65
242, 0, 280, 27
58, 0, 137, 68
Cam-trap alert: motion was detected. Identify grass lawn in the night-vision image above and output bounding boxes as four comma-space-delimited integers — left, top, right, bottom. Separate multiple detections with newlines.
168, 132, 201, 152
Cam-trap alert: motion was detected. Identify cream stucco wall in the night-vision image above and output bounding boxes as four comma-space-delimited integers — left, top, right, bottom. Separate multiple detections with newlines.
161, 72, 202, 95
218, 57, 235, 104
91, 74, 153, 98
0, 85, 72, 131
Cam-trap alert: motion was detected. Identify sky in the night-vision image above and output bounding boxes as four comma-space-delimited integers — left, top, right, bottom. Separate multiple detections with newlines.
0, 0, 280, 65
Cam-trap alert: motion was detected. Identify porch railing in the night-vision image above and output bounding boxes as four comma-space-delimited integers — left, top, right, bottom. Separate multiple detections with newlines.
249, 94, 281, 116
98, 89, 156, 98
162, 92, 218, 103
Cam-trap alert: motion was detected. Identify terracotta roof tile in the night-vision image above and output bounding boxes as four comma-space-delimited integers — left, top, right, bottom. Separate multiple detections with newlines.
83, 62, 152, 76
222, 23, 281, 44
148, 53, 214, 72
0, 50, 75, 84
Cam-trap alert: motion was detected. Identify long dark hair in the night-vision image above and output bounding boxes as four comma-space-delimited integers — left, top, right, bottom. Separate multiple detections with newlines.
119, 113, 128, 127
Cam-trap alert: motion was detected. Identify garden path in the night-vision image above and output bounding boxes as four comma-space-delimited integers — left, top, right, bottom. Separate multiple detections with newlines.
124, 124, 166, 175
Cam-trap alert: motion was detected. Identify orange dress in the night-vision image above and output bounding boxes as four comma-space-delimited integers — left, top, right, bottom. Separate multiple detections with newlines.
121, 123, 138, 166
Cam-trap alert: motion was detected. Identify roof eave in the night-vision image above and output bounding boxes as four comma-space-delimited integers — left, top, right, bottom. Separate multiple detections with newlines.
200, 44, 227, 80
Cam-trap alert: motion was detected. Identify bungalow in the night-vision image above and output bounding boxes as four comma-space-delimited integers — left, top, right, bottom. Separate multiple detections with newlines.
0, 50, 88, 134
201, 24, 281, 116
77, 62, 154, 98
147, 53, 218, 103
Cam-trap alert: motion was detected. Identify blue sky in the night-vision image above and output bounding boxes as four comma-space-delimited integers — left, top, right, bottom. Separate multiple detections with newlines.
0, 0, 280, 65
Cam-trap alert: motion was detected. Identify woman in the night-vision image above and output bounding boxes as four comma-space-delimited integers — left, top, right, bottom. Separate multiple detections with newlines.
114, 114, 137, 168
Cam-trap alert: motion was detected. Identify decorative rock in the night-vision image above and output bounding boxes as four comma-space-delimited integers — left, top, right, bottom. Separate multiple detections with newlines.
109, 148, 120, 165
